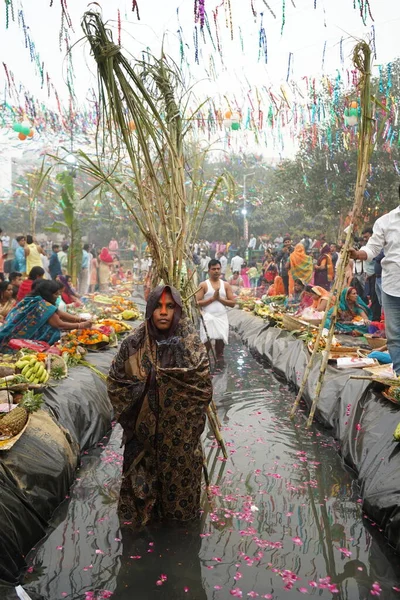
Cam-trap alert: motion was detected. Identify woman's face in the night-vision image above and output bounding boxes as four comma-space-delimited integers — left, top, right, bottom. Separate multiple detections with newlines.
4, 285, 13, 300
347, 288, 358, 303
152, 290, 176, 331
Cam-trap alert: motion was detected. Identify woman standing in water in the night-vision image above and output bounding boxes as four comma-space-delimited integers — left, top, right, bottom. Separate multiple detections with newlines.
107, 285, 212, 526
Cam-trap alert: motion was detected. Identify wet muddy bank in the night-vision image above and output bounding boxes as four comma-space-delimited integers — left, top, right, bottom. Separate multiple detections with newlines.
228, 308, 400, 556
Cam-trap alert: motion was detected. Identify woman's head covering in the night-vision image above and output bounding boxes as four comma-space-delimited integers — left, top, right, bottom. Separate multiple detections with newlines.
272, 275, 285, 296
57, 274, 75, 298
311, 285, 330, 298
320, 243, 331, 255
337, 286, 371, 319
318, 244, 334, 282
289, 244, 313, 294
146, 285, 182, 342
99, 247, 113, 263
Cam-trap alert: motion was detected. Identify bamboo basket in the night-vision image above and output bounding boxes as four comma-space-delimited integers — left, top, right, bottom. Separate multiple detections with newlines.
282, 314, 317, 332
365, 334, 387, 350
0, 414, 31, 451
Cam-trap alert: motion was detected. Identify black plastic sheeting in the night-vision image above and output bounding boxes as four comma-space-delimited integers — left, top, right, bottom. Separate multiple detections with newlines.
228, 308, 400, 555
0, 347, 117, 591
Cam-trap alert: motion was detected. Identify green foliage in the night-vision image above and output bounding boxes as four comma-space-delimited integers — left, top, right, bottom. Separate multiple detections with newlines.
56, 172, 82, 284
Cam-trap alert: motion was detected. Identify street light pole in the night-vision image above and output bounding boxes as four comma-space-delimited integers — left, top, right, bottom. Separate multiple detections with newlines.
242, 172, 255, 249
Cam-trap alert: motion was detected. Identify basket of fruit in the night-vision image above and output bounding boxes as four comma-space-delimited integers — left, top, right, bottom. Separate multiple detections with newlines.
0, 390, 43, 449
74, 329, 111, 351
383, 385, 400, 405
14, 353, 50, 385
282, 314, 312, 332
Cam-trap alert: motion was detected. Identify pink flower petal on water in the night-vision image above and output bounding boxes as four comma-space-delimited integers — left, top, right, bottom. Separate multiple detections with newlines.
338, 547, 352, 558
247, 592, 259, 598
230, 588, 243, 598
56, 546, 63, 550
95, 549, 104, 555
299, 588, 309, 594
184, 587, 189, 593
292, 536, 303, 546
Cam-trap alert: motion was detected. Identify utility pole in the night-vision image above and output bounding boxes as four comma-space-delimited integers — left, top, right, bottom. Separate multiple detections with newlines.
242, 172, 254, 256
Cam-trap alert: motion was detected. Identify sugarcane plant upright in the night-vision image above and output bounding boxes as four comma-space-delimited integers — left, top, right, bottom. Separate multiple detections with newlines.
78, 10, 232, 296
290, 39, 385, 426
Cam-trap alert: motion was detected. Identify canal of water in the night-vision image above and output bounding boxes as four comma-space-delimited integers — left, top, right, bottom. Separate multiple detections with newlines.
23, 335, 400, 600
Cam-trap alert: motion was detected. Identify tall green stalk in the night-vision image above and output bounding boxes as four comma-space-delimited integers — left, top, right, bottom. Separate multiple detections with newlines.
77, 10, 232, 291
56, 172, 82, 286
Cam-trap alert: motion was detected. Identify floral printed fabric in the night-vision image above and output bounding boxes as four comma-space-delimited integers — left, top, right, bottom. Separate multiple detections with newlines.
107, 317, 212, 526
0, 295, 59, 351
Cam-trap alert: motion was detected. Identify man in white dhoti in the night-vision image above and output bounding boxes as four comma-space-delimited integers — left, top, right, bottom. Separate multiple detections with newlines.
196, 259, 236, 357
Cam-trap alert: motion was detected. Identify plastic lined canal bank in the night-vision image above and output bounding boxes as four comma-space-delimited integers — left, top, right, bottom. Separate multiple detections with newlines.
15, 325, 400, 600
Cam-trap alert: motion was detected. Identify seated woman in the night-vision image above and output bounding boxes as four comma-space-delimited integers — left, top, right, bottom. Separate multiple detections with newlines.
298, 285, 330, 319
228, 271, 244, 295
107, 285, 212, 526
57, 275, 81, 305
285, 278, 306, 309
325, 286, 371, 336
0, 281, 16, 322
267, 275, 285, 297
0, 280, 92, 350
16, 266, 45, 302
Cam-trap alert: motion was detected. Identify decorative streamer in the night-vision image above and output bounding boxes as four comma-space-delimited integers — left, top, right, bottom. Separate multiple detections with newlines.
177, 28, 185, 65
286, 52, 293, 82
386, 62, 392, 98
193, 25, 199, 65
250, 0, 257, 18
198, 0, 205, 30
365, 0, 374, 21
132, 0, 140, 19
238, 26, 244, 52
371, 25, 376, 59
212, 7, 222, 55
281, 0, 286, 34
204, 13, 216, 51
117, 9, 121, 45
339, 37, 344, 64
258, 13, 268, 63
225, 0, 233, 40
321, 41, 327, 71
261, 0, 276, 18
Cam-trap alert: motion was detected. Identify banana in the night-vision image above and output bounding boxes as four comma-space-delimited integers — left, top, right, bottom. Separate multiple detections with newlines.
33, 362, 42, 374
39, 368, 47, 382
33, 377, 40, 384
29, 358, 37, 367
35, 362, 43, 375
22, 364, 31, 376
16, 360, 29, 369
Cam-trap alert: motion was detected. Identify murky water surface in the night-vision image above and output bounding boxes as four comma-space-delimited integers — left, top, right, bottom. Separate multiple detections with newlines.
24, 335, 400, 600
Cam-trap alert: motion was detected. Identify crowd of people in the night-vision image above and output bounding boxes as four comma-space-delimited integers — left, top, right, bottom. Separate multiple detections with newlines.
0, 233, 137, 350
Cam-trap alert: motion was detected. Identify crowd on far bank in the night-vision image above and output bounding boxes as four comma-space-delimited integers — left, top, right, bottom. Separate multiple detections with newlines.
0, 232, 137, 351
192, 230, 382, 322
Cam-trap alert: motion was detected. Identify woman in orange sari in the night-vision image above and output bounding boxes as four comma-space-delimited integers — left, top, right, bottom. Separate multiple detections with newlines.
267, 275, 285, 297
314, 244, 334, 291
288, 243, 313, 295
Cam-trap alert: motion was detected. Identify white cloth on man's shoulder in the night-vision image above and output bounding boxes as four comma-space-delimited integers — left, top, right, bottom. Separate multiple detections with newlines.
200, 279, 229, 344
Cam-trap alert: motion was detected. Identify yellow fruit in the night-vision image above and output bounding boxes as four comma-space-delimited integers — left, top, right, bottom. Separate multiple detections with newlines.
0, 406, 28, 437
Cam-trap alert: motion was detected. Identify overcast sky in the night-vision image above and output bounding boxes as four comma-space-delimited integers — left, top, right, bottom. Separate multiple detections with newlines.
2, 0, 400, 106
0, 0, 399, 193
